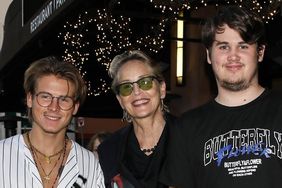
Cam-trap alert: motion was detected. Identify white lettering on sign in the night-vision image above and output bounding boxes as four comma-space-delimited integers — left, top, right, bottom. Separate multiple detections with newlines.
54, 0, 67, 10
30, 0, 68, 33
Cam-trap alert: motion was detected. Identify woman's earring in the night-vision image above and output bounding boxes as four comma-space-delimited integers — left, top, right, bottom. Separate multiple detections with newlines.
122, 109, 132, 123
161, 99, 169, 113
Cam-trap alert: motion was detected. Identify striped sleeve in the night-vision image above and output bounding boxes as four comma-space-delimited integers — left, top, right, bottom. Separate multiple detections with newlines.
74, 142, 105, 188
0, 135, 30, 188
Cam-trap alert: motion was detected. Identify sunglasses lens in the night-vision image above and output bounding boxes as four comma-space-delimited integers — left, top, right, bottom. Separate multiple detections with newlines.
118, 83, 133, 96
138, 77, 153, 90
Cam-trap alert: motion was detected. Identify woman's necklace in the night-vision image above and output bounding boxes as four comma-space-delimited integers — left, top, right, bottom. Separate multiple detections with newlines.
27, 132, 67, 186
141, 145, 157, 154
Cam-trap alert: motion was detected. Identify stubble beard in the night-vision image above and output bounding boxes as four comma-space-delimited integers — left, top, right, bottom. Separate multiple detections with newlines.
214, 72, 250, 91
214, 65, 258, 92
220, 79, 249, 91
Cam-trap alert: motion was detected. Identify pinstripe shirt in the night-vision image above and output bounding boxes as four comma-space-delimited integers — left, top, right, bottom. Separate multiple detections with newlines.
0, 134, 105, 188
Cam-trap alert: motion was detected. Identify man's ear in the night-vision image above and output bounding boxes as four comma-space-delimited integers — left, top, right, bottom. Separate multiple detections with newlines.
258, 45, 265, 62
206, 49, 212, 64
72, 103, 80, 115
26, 92, 33, 108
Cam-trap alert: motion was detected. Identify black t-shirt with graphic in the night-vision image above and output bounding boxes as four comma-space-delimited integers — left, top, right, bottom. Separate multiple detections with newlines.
160, 90, 282, 188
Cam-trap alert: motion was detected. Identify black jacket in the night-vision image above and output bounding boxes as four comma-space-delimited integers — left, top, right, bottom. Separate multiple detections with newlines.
98, 114, 175, 188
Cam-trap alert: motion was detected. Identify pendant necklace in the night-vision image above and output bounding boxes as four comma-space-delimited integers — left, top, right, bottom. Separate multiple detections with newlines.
31, 145, 64, 164
34, 147, 62, 182
27, 131, 67, 185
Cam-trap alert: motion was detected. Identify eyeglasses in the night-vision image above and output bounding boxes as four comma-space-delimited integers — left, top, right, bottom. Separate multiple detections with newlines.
35, 92, 75, 110
115, 76, 158, 96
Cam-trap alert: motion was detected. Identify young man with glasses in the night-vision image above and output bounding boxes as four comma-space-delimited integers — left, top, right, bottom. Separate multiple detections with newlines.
98, 50, 174, 188
0, 56, 105, 188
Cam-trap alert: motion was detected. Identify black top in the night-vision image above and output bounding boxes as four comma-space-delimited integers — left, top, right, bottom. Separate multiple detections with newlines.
160, 90, 282, 188
124, 130, 154, 180
98, 114, 175, 188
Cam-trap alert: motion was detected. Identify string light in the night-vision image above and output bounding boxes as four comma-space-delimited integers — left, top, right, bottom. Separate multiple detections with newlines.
58, 3, 172, 96
150, 0, 282, 23
94, 9, 132, 70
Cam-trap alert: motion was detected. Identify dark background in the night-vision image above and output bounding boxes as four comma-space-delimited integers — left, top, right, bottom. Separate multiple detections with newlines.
0, 0, 281, 118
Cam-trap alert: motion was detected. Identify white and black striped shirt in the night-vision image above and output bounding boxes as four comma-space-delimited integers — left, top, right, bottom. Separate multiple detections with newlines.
0, 134, 105, 188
